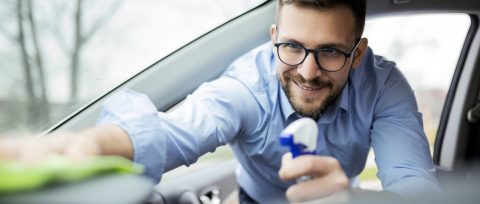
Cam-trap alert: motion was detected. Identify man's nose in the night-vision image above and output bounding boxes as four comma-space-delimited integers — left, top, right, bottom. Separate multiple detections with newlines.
297, 52, 321, 81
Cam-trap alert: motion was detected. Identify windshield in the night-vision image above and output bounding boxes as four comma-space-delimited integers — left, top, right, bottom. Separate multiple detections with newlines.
0, 0, 266, 135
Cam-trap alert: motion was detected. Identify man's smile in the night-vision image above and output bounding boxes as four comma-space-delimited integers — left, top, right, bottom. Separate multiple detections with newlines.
291, 79, 330, 97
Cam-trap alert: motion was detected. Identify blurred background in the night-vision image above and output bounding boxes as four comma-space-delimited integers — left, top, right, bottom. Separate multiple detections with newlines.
0, 0, 264, 134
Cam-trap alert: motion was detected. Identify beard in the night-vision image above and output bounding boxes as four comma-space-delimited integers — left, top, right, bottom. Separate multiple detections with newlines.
279, 71, 342, 121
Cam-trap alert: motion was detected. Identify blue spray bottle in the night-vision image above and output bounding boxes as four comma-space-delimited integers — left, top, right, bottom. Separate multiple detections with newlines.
279, 117, 318, 182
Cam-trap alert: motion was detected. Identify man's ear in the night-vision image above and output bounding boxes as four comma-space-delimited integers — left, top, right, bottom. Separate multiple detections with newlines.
352, 38, 369, 69
270, 24, 277, 45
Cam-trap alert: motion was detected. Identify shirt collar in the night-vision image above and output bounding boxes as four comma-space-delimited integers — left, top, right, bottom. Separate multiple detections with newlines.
317, 81, 349, 123
280, 85, 296, 121
338, 80, 349, 114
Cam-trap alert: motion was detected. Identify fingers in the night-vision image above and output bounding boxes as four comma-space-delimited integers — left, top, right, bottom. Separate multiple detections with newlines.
0, 138, 24, 160
286, 172, 349, 202
16, 136, 68, 163
64, 134, 101, 161
278, 153, 349, 203
279, 153, 342, 181
0, 133, 98, 163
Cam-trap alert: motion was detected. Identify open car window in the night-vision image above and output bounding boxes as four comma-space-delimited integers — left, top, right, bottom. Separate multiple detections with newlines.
0, 0, 266, 135
358, 13, 471, 189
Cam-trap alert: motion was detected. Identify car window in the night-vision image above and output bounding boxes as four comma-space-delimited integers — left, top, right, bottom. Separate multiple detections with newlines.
358, 13, 471, 190
0, 0, 266, 135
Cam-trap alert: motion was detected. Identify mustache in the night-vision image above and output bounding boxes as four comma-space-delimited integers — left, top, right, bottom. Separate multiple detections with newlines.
285, 72, 333, 89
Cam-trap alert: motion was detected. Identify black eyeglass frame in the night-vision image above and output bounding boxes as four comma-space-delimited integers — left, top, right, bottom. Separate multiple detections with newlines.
274, 38, 362, 72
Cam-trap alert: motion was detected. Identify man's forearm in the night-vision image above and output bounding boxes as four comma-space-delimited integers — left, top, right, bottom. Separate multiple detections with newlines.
79, 124, 133, 160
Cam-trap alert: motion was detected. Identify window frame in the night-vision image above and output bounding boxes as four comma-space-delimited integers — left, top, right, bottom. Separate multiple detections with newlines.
434, 14, 479, 170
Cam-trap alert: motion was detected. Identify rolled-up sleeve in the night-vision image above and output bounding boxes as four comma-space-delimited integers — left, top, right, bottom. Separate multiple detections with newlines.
97, 89, 166, 182
95, 75, 257, 183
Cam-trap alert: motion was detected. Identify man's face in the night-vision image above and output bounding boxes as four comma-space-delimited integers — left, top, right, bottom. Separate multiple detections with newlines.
271, 5, 363, 120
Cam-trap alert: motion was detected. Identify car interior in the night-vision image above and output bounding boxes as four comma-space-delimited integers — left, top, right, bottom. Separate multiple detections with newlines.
4, 0, 480, 203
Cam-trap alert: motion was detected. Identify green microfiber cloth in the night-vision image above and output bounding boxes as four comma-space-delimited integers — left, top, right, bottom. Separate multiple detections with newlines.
0, 155, 144, 193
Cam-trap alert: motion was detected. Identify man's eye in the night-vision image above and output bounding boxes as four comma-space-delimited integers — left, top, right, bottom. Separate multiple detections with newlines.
319, 48, 341, 57
286, 43, 301, 49
283, 43, 303, 53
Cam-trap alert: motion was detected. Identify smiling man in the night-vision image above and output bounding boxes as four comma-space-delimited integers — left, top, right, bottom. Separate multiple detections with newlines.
273, 3, 363, 121
269, 0, 439, 202
0, 0, 440, 203
272, 2, 367, 201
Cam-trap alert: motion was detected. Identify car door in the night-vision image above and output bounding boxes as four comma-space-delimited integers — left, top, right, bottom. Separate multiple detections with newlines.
432, 4, 480, 186
0, 0, 270, 203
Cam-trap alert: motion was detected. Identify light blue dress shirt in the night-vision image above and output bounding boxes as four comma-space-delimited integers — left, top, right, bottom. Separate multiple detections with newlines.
97, 42, 440, 203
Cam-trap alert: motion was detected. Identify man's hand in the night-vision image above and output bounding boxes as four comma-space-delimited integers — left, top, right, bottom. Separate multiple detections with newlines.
278, 153, 349, 203
0, 133, 100, 163
0, 124, 132, 163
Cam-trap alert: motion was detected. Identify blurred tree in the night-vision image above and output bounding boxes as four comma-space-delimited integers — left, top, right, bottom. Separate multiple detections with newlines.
69, 0, 124, 102
0, 0, 124, 133
16, 0, 49, 129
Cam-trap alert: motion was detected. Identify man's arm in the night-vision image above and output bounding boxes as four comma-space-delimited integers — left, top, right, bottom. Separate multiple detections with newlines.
0, 124, 132, 162
370, 66, 440, 196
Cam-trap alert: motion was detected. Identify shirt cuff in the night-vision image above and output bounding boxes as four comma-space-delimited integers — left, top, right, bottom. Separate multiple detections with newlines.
96, 89, 166, 182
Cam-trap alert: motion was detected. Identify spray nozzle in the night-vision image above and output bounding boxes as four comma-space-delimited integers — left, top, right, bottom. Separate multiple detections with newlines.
279, 118, 318, 158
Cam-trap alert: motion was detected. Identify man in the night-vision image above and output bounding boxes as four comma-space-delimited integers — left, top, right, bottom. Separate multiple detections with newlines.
0, 0, 439, 203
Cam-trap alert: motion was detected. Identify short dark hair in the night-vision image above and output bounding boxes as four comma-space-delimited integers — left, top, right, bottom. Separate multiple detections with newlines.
276, 0, 367, 38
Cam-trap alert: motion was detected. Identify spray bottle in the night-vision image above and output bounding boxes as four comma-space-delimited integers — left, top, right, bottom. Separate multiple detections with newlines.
279, 117, 318, 182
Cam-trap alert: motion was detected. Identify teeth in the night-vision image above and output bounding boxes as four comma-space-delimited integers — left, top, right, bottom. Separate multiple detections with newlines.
297, 83, 320, 91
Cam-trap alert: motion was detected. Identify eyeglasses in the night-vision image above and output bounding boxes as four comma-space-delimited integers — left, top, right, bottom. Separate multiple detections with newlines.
274, 39, 361, 72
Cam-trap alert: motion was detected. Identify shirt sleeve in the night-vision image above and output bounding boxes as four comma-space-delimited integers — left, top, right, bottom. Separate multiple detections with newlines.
370, 66, 441, 196
96, 76, 258, 182
96, 89, 167, 182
